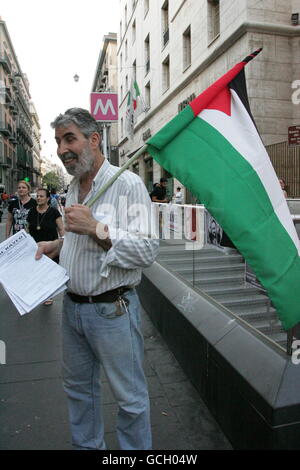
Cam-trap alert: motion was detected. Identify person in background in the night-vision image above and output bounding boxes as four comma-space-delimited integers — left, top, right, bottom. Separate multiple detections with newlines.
50, 188, 59, 209
1, 191, 9, 208
27, 187, 64, 306
174, 187, 183, 204
279, 178, 288, 198
35, 107, 158, 450
5, 180, 37, 238
150, 177, 168, 203
27, 188, 64, 246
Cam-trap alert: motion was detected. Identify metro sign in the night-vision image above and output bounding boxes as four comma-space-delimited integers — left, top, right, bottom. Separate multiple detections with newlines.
90, 92, 118, 122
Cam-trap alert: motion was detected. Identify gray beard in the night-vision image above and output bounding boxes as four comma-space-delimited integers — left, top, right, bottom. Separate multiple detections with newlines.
66, 147, 95, 178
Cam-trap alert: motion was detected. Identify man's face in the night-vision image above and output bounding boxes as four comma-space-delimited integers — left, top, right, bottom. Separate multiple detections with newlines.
55, 123, 95, 177
161, 181, 167, 188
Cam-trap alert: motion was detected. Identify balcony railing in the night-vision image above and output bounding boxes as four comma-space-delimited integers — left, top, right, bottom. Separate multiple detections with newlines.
0, 52, 12, 74
0, 156, 12, 168
0, 121, 11, 136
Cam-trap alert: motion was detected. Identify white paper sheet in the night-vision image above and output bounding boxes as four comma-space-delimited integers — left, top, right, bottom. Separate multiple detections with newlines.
0, 230, 69, 315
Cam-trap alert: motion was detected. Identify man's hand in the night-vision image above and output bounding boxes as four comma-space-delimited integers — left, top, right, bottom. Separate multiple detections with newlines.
64, 204, 112, 251
35, 240, 62, 260
64, 204, 97, 236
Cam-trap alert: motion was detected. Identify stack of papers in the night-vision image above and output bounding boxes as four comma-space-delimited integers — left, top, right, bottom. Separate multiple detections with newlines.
0, 230, 69, 315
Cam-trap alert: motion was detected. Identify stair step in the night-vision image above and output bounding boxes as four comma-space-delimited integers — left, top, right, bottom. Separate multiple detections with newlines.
177, 264, 244, 275
266, 331, 288, 348
161, 255, 244, 267
248, 318, 284, 335
159, 246, 239, 257
211, 290, 267, 303
220, 295, 269, 309
237, 309, 278, 322
194, 274, 245, 286
205, 286, 261, 298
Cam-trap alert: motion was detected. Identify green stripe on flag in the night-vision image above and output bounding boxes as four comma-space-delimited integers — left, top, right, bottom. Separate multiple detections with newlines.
147, 114, 300, 329
148, 105, 195, 150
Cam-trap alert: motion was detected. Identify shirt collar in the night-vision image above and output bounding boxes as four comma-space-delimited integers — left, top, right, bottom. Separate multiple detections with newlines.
92, 158, 110, 189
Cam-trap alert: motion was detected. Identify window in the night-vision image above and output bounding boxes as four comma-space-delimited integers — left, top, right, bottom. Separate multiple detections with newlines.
132, 162, 139, 175
132, 20, 136, 44
162, 55, 170, 92
161, 0, 169, 47
144, 34, 150, 76
207, 0, 220, 43
132, 60, 136, 82
120, 52, 123, 72
144, 157, 153, 192
125, 40, 128, 61
125, 5, 128, 29
144, 0, 149, 17
183, 26, 191, 70
125, 75, 128, 92
120, 85, 123, 102
145, 81, 151, 109
121, 117, 124, 139
120, 21, 122, 39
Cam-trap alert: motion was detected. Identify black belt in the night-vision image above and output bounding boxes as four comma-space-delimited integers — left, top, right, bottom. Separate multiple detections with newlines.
67, 287, 131, 304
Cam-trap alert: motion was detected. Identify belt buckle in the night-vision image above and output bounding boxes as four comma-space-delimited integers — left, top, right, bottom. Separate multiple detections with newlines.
88, 296, 93, 303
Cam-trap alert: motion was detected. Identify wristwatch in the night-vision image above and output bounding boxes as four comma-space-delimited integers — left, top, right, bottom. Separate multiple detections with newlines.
96, 222, 109, 240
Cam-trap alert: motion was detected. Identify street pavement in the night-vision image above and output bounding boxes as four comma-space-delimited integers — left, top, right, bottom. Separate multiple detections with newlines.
0, 212, 232, 450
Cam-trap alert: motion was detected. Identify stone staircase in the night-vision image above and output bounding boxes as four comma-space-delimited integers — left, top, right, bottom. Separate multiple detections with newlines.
158, 243, 287, 350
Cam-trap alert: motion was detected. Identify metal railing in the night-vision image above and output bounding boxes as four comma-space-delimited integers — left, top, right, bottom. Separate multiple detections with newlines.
155, 202, 300, 355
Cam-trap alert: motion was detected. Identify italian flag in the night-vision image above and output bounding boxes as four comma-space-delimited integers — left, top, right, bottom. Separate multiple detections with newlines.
147, 49, 300, 330
132, 80, 141, 110
126, 80, 144, 137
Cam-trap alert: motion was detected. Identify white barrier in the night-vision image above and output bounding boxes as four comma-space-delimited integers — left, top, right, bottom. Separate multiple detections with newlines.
152, 203, 206, 249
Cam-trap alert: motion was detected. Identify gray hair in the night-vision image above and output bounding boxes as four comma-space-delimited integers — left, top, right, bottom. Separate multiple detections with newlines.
51, 108, 100, 139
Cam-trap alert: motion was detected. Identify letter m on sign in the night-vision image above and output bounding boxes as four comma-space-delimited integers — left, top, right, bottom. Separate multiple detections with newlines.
90, 93, 118, 122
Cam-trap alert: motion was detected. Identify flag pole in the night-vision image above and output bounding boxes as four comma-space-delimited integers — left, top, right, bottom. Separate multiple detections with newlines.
86, 144, 148, 208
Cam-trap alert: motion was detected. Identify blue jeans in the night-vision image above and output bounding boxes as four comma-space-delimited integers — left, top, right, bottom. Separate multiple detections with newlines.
62, 289, 152, 450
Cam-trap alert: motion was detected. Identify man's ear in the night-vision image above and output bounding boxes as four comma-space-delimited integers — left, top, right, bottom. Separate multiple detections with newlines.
89, 132, 101, 149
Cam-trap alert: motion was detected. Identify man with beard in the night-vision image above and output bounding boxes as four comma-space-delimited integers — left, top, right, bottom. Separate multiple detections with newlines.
35, 108, 158, 450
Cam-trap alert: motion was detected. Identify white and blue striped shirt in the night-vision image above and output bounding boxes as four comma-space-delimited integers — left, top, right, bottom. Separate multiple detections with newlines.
59, 159, 159, 296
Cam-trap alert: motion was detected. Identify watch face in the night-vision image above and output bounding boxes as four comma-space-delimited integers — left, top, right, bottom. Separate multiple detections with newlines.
96, 222, 109, 240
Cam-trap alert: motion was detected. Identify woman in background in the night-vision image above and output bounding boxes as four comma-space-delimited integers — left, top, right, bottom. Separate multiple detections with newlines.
6, 180, 37, 238
27, 188, 64, 306
279, 178, 288, 198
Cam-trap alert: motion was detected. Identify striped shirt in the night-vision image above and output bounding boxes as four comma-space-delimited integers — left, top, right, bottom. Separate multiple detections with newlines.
59, 158, 159, 296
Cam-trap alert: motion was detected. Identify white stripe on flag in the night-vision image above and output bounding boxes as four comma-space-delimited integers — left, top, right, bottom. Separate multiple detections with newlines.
199, 90, 300, 254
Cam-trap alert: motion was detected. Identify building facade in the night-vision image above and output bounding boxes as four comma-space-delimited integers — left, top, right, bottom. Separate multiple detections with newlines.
117, 0, 300, 201
0, 18, 41, 195
30, 102, 42, 190
91, 32, 119, 166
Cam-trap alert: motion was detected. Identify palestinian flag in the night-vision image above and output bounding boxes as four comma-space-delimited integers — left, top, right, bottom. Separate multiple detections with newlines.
147, 49, 300, 330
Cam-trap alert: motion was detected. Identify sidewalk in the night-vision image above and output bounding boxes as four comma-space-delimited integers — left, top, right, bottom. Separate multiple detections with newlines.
0, 216, 232, 450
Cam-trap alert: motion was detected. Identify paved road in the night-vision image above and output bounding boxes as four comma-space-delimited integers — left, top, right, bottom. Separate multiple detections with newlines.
0, 214, 231, 450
